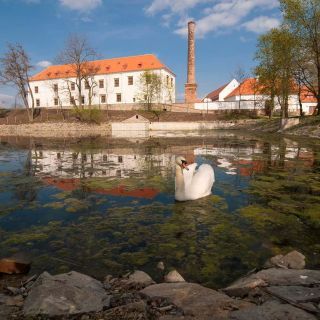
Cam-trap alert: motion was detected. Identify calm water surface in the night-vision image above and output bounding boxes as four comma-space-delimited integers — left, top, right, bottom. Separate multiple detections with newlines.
0, 131, 320, 288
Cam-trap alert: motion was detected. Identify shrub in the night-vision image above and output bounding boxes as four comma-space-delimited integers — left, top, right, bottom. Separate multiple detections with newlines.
72, 106, 102, 124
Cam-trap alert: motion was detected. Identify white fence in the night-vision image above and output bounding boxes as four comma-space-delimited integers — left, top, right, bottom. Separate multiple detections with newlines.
195, 100, 265, 111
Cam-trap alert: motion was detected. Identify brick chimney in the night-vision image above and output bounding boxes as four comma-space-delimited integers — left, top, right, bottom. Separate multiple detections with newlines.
185, 21, 197, 103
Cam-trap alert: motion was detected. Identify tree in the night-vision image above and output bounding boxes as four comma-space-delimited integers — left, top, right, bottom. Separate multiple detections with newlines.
136, 71, 162, 111
280, 0, 320, 115
56, 34, 98, 110
0, 43, 35, 121
232, 66, 248, 109
254, 28, 296, 119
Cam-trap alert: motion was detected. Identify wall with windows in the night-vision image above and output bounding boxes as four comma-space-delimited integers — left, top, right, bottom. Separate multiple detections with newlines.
28, 68, 175, 108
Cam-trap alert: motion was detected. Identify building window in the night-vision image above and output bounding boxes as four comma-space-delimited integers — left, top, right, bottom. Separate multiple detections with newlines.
99, 79, 104, 88
54, 98, 59, 106
114, 78, 119, 87
128, 76, 133, 85
101, 95, 106, 104
116, 93, 122, 102
171, 77, 173, 87
71, 82, 75, 91
36, 99, 40, 107
81, 96, 85, 104
166, 75, 169, 85
35, 86, 39, 94
118, 156, 123, 163
133, 98, 136, 103
70, 96, 75, 105
85, 81, 90, 89
53, 84, 58, 92
144, 94, 147, 101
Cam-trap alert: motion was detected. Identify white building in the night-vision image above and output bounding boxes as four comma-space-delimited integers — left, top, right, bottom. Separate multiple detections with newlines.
28, 54, 175, 108
224, 78, 317, 114
197, 78, 317, 115
203, 79, 239, 102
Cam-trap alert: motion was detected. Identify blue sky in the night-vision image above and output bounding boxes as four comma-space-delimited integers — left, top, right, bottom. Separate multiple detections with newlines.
0, 0, 281, 106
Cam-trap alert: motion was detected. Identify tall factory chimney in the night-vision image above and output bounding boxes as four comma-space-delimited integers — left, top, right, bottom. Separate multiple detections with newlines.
185, 21, 197, 103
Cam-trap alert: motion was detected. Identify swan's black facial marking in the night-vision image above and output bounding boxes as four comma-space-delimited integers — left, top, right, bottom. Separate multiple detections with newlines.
181, 159, 189, 170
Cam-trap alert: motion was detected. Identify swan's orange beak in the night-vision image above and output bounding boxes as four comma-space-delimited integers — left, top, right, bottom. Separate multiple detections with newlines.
182, 160, 189, 170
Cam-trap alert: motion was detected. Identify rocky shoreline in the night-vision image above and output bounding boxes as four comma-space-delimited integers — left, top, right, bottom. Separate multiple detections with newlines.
0, 251, 319, 319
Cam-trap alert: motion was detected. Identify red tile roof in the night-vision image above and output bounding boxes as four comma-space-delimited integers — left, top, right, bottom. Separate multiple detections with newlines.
204, 83, 228, 101
30, 54, 174, 81
226, 78, 262, 98
43, 177, 159, 199
300, 87, 317, 103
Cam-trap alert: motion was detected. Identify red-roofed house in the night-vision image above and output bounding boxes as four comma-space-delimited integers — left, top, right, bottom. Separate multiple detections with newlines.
224, 78, 317, 114
28, 54, 175, 108
203, 79, 239, 102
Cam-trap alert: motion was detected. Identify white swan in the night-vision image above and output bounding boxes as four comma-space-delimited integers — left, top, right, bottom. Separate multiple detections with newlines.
175, 156, 215, 201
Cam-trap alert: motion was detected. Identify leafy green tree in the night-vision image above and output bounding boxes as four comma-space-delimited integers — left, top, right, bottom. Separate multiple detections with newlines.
280, 0, 320, 115
255, 28, 296, 118
136, 71, 162, 111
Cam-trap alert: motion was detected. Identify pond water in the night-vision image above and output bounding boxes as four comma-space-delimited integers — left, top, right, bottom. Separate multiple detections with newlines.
0, 131, 320, 289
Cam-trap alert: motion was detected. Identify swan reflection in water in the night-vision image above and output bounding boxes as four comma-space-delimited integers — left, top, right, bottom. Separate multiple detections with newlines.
175, 156, 215, 201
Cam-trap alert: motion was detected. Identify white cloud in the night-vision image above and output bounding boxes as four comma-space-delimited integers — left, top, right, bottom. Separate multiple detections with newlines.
242, 16, 281, 34
147, 0, 280, 37
59, 0, 102, 12
146, 0, 207, 15
36, 60, 52, 68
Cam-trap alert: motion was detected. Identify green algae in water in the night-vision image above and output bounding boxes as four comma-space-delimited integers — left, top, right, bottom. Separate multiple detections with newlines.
0, 133, 320, 288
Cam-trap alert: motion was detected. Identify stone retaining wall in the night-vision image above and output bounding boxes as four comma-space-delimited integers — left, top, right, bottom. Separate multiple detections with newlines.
0, 123, 111, 138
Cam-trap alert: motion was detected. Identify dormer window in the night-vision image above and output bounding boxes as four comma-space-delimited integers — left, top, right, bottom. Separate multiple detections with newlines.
138, 63, 142, 68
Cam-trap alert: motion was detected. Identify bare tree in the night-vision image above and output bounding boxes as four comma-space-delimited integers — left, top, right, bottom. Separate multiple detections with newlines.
0, 43, 35, 121
56, 34, 98, 110
232, 66, 249, 109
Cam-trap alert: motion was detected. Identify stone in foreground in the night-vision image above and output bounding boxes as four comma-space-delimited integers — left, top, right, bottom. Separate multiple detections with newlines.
265, 251, 305, 269
141, 282, 252, 320
224, 268, 320, 298
229, 300, 317, 320
164, 270, 185, 283
267, 286, 320, 303
127, 270, 155, 287
23, 271, 110, 316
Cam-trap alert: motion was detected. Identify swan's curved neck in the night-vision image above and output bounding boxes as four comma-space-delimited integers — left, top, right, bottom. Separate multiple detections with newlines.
175, 165, 185, 198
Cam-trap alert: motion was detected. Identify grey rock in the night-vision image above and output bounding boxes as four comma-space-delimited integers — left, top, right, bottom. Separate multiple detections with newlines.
267, 286, 320, 303
127, 270, 155, 287
223, 277, 267, 298
264, 254, 287, 268
23, 271, 111, 316
224, 268, 320, 298
141, 282, 252, 320
229, 300, 317, 320
265, 251, 305, 270
254, 268, 320, 286
164, 270, 185, 283
284, 251, 306, 269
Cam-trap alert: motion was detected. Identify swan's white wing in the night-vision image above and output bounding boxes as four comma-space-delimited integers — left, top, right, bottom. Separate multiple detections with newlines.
183, 163, 198, 189
186, 164, 215, 200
